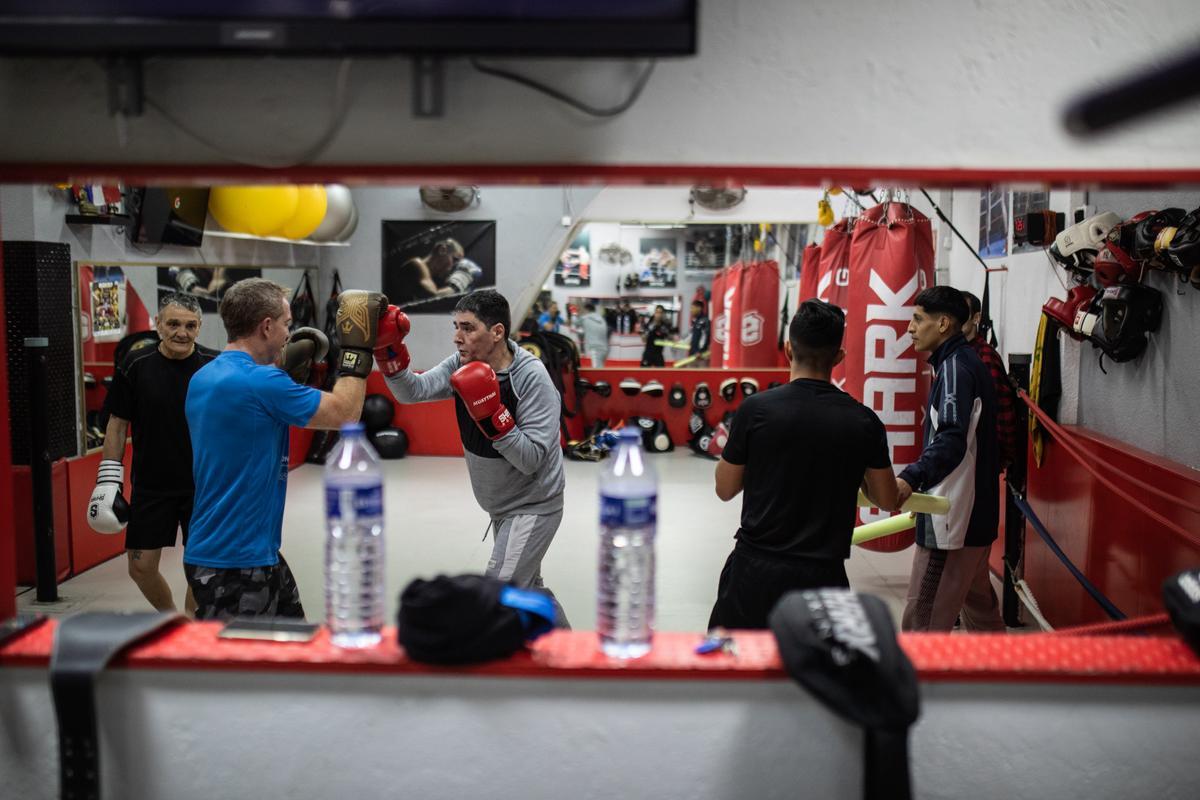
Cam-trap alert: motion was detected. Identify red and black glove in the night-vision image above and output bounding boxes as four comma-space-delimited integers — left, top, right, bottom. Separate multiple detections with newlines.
374, 306, 412, 377
450, 361, 515, 440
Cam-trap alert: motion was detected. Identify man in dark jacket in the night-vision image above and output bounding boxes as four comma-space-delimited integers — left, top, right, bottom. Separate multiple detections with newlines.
896, 287, 1004, 633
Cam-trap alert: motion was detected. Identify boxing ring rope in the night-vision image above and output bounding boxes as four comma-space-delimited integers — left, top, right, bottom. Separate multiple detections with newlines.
1017, 389, 1200, 547
1051, 612, 1174, 638
1009, 491, 1127, 621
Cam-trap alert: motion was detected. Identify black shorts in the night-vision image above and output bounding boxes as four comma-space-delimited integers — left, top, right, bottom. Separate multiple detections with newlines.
708, 542, 849, 630
125, 490, 193, 551
184, 553, 305, 622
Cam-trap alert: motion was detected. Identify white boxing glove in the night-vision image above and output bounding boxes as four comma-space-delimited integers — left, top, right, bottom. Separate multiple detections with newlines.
87, 459, 130, 535
445, 258, 483, 293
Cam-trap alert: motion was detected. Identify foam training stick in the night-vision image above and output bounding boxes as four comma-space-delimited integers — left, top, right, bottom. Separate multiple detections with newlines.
653, 339, 692, 350
857, 489, 950, 515
852, 512, 917, 546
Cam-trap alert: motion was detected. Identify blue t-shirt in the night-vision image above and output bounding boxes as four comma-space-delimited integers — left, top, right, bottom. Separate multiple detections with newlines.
184, 351, 321, 568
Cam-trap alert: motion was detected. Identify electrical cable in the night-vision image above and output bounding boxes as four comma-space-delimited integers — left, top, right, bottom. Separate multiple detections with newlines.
143, 58, 353, 169
469, 57, 656, 118
1010, 490, 1127, 621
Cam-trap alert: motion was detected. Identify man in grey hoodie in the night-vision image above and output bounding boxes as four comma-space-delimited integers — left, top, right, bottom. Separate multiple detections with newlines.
376, 290, 569, 625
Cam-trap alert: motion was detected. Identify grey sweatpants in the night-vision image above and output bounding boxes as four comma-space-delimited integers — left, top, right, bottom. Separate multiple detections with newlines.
487, 510, 569, 628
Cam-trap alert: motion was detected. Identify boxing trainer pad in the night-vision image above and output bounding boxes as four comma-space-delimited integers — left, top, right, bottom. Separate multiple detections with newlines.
843, 203, 934, 552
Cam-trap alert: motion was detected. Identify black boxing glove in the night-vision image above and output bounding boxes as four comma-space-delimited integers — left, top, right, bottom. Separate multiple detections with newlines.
281, 327, 330, 385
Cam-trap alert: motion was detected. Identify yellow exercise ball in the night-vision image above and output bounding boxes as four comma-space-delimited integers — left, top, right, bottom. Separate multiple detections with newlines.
278, 185, 328, 240
209, 185, 300, 237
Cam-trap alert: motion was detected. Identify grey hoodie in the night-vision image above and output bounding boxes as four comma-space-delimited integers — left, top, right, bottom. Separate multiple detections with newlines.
384, 340, 565, 518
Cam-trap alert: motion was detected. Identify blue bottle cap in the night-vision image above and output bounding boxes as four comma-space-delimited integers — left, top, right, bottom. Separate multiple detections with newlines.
618, 427, 641, 442
341, 422, 365, 434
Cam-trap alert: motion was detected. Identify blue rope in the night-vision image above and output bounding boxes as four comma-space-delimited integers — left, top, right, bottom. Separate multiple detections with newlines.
1010, 492, 1126, 620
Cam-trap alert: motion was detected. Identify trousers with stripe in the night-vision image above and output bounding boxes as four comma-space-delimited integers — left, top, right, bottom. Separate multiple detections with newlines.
488, 510, 569, 628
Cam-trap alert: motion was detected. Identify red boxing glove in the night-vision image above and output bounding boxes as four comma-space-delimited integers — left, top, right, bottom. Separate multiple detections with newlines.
373, 306, 411, 376
450, 361, 515, 440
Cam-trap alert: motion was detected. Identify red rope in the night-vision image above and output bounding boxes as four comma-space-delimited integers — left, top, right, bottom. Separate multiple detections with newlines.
1052, 612, 1174, 637
1021, 389, 1200, 516
1019, 389, 1200, 548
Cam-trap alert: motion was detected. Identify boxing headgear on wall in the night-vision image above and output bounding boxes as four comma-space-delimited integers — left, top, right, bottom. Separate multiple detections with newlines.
619, 377, 642, 397
1126, 208, 1186, 268
1092, 241, 1140, 288
1049, 211, 1122, 277
1089, 284, 1164, 364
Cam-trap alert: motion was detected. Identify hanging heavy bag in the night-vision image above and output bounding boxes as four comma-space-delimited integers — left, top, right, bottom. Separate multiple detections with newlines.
843, 202, 934, 552
769, 589, 920, 800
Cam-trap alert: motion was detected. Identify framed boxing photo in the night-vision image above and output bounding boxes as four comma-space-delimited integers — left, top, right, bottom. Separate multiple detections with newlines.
381, 220, 497, 314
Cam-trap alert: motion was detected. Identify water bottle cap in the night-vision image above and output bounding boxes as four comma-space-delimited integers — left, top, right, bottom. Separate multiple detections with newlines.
618, 427, 641, 442
341, 422, 366, 434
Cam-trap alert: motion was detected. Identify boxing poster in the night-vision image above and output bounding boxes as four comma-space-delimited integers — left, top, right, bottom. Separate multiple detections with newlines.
843, 203, 934, 550
88, 269, 127, 342
554, 229, 591, 287
638, 237, 678, 288
382, 220, 497, 314
734, 260, 781, 368
156, 266, 261, 313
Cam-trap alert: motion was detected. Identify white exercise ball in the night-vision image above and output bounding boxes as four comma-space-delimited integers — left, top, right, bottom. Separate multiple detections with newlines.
310, 185, 354, 242
335, 201, 359, 242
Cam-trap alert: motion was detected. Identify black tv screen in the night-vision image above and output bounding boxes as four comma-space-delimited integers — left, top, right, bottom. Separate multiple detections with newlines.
0, 2, 697, 57
127, 187, 210, 247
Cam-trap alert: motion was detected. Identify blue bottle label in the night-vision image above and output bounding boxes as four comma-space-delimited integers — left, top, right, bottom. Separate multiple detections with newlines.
600, 494, 657, 528
326, 484, 383, 518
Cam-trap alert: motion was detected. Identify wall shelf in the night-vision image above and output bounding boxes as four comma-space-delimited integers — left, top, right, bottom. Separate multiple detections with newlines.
203, 229, 350, 247
65, 214, 132, 226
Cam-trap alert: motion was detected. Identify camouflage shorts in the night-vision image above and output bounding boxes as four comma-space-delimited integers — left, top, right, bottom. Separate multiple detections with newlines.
184, 552, 306, 621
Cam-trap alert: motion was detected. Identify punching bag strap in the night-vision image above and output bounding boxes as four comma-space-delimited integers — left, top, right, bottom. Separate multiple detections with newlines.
50, 612, 183, 800
918, 188, 998, 346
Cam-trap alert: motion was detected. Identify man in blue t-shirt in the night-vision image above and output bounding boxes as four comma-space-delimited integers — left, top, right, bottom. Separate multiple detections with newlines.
184, 279, 386, 620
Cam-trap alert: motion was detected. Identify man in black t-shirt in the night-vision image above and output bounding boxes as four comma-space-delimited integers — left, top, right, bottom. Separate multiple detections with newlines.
88, 292, 218, 613
709, 300, 900, 629
640, 304, 672, 367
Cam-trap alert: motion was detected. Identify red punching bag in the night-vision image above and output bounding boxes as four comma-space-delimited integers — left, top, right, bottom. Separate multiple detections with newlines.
720, 261, 746, 369
843, 202, 934, 552
736, 260, 781, 367
818, 219, 853, 389
799, 243, 821, 302
709, 267, 727, 368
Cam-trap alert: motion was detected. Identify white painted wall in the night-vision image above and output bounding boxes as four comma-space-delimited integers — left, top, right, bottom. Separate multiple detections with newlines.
1, 1, 1198, 169
5, 666, 1200, 800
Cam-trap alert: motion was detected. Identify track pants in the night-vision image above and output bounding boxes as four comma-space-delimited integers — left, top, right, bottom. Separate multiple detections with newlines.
488, 510, 569, 628
902, 544, 1006, 632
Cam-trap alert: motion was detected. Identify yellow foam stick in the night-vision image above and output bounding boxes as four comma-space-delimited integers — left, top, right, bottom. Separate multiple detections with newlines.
857, 490, 950, 515
852, 512, 916, 546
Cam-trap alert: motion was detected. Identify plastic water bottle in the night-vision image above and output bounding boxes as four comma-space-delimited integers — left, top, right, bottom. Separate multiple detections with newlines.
598, 426, 657, 658
324, 422, 386, 648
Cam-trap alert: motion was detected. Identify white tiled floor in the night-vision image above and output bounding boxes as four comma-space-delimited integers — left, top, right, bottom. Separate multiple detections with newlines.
19, 451, 915, 630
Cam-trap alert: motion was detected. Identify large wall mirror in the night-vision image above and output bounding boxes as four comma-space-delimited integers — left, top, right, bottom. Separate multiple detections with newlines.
76, 260, 317, 452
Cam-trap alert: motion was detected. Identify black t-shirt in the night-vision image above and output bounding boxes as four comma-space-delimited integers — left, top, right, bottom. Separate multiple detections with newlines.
104, 343, 220, 496
721, 378, 891, 560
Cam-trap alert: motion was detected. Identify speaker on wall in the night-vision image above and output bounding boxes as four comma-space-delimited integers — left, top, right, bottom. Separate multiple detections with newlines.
3, 241, 81, 464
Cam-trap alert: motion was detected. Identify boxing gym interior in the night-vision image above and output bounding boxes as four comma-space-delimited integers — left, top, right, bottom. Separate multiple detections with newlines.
2, 3, 1200, 799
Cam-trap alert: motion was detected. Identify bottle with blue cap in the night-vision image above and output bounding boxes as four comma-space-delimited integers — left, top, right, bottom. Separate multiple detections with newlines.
324, 422, 386, 648
597, 425, 657, 658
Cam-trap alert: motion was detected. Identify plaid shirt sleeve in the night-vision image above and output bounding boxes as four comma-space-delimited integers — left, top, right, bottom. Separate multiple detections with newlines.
973, 338, 1018, 467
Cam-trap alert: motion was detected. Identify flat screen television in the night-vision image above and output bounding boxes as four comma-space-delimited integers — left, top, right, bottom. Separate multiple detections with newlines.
0, 2, 697, 57
126, 187, 210, 247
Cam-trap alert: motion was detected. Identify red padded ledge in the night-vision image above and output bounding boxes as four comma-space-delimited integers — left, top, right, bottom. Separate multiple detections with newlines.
3, 622, 1199, 685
